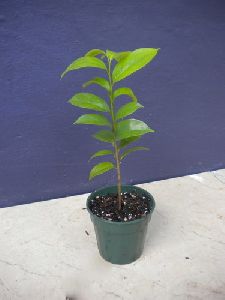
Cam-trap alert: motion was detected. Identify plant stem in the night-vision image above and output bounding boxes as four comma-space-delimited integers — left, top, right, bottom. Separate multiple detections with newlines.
114, 142, 122, 210
107, 59, 122, 210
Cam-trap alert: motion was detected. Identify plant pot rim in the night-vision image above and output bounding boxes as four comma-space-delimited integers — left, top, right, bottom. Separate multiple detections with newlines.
86, 184, 155, 225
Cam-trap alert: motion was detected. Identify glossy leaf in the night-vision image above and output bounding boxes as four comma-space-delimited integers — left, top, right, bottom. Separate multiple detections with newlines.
85, 49, 105, 57
89, 149, 114, 161
74, 114, 111, 126
69, 93, 110, 112
114, 51, 131, 62
106, 50, 115, 60
116, 119, 154, 141
105, 50, 131, 62
121, 146, 149, 160
89, 162, 114, 180
116, 102, 143, 120
93, 130, 114, 143
82, 77, 110, 91
113, 87, 137, 102
61, 56, 106, 78
119, 136, 141, 148
112, 48, 159, 82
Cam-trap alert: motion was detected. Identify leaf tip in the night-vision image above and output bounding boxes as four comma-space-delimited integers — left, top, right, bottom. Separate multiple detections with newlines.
60, 71, 66, 79
88, 172, 93, 180
137, 103, 144, 108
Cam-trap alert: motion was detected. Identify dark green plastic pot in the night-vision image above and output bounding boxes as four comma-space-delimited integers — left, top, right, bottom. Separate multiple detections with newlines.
86, 185, 155, 265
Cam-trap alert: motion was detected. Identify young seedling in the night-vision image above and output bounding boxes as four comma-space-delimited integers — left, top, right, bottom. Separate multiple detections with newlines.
61, 48, 159, 210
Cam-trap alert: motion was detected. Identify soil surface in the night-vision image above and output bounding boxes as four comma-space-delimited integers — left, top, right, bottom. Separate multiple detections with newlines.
89, 191, 150, 222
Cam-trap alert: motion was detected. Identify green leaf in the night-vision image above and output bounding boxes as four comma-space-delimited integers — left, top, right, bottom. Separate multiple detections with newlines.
89, 149, 114, 161
61, 56, 106, 78
93, 130, 114, 143
105, 50, 131, 62
114, 51, 131, 62
113, 87, 137, 102
116, 102, 143, 120
89, 162, 114, 180
106, 50, 116, 60
112, 48, 159, 83
119, 136, 141, 148
82, 77, 110, 91
121, 146, 149, 160
69, 93, 110, 112
74, 114, 111, 126
116, 119, 154, 141
85, 49, 105, 57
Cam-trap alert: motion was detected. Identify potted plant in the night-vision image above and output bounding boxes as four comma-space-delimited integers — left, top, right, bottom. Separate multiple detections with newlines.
61, 48, 159, 264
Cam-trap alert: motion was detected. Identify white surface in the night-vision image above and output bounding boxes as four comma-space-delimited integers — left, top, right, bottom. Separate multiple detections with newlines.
0, 169, 225, 300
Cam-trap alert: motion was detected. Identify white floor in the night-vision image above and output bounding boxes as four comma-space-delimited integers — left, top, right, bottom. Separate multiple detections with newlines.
0, 169, 225, 300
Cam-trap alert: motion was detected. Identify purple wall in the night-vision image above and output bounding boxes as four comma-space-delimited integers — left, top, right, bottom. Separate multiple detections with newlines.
1, 0, 225, 207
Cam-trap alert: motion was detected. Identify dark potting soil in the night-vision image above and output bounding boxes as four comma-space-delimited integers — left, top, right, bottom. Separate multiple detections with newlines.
89, 191, 150, 222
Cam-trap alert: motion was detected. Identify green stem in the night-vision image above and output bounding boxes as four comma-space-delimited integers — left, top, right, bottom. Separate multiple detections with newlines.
107, 59, 122, 210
